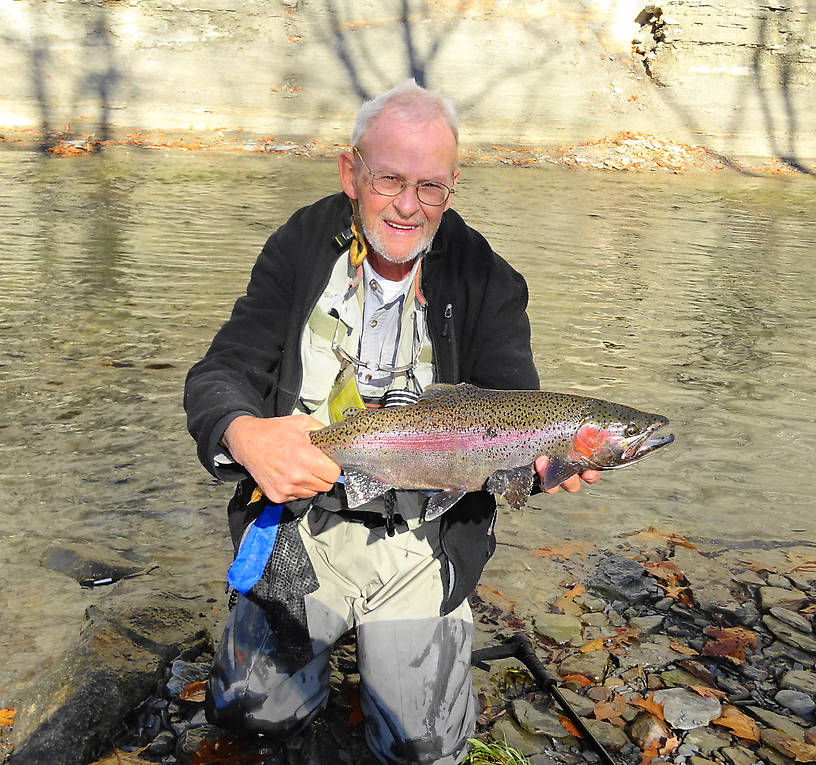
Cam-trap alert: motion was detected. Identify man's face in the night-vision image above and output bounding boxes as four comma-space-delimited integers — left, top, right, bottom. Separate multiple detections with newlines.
339, 112, 458, 272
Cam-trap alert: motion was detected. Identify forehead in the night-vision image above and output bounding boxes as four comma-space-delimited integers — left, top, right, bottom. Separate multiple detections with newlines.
358, 112, 458, 180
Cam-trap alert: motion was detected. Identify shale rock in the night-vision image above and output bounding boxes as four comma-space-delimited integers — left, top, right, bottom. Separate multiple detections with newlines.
7, 588, 211, 765
584, 554, 655, 605
653, 688, 721, 730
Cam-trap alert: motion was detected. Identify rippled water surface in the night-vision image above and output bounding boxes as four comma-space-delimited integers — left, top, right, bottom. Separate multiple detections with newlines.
1, 149, 814, 702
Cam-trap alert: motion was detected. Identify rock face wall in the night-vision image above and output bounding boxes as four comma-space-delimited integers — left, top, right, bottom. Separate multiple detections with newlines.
1, 0, 814, 162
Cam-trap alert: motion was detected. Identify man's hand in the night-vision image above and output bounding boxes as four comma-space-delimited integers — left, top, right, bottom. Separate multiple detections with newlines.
534, 455, 600, 494
223, 414, 341, 503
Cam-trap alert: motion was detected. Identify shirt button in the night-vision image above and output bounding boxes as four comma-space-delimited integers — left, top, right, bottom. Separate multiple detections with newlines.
369, 319, 378, 328
369, 279, 379, 291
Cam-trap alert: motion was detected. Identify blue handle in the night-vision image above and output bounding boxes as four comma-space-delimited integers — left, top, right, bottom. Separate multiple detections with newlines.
227, 503, 284, 594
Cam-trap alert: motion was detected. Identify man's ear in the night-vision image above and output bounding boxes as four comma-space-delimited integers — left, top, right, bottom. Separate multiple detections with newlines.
338, 151, 358, 199
444, 168, 460, 211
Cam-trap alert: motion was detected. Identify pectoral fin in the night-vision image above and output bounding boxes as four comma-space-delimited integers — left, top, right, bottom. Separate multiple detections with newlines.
422, 490, 467, 522
538, 456, 579, 492
486, 465, 536, 510
343, 469, 393, 508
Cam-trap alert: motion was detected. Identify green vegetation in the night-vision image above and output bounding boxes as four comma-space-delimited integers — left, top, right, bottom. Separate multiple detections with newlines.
464, 737, 531, 765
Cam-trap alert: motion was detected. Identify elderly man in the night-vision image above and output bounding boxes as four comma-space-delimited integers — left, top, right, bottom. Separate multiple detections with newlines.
185, 80, 598, 764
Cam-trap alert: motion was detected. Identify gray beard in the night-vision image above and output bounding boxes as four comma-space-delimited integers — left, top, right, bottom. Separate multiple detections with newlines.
362, 218, 440, 264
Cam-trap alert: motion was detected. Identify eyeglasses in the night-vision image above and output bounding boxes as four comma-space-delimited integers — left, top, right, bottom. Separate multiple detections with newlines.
353, 147, 454, 206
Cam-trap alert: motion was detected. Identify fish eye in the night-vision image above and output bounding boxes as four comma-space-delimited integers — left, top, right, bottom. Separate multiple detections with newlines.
624, 423, 640, 437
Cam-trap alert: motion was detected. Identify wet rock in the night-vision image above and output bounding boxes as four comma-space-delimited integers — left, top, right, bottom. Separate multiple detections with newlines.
688, 758, 720, 765
775, 689, 815, 719
556, 688, 595, 717
763, 616, 816, 653
681, 726, 734, 756
39, 543, 144, 584
760, 586, 809, 612
629, 711, 673, 751
764, 639, 816, 665
781, 669, 816, 695
732, 570, 766, 588
581, 718, 630, 750
616, 634, 689, 671
761, 727, 816, 761
746, 706, 806, 739
558, 650, 609, 683
755, 745, 796, 765
653, 688, 721, 730
165, 659, 211, 697
148, 729, 175, 755
770, 607, 812, 633
660, 668, 705, 689
767, 574, 793, 589
511, 699, 570, 738
584, 554, 655, 605
176, 724, 224, 758
721, 744, 763, 765
533, 613, 583, 645
672, 547, 740, 618
490, 717, 552, 756
629, 615, 664, 635
7, 589, 211, 765
715, 675, 751, 701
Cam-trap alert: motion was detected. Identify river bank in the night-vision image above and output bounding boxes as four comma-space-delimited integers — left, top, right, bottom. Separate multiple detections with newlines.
3, 524, 815, 765
0, 126, 805, 176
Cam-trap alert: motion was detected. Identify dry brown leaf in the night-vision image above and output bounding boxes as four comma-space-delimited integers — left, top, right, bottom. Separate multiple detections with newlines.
669, 638, 698, 656
761, 729, 816, 762
644, 559, 683, 583
628, 692, 664, 721
87, 746, 149, 765
579, 637, 605, 654
640, 743, 659, 765
712, 705, 760, 741
561, 673, 593, 687
0, 708, 15, 727
625, 526, 697, 549
688, 685, 727, 700
534, 541, 596, 558
594, 694, 628, 726
558, 714, 583, 738
475, 584, 516, 612
702, 626, 758, 665
180, 680, 208, 703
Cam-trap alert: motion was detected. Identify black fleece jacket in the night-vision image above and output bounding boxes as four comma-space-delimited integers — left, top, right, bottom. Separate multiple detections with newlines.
184, 192, 539, 613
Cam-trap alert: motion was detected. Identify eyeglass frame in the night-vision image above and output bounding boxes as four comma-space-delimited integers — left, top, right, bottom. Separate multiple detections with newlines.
352, 146, 455, 207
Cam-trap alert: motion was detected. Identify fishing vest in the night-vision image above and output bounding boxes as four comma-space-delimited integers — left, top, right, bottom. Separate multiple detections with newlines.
296, 250, 434, 425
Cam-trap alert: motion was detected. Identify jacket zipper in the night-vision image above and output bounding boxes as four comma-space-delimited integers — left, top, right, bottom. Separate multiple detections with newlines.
440, 302, 459, 382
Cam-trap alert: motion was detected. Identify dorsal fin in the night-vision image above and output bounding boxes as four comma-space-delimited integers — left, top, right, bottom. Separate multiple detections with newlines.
418, 383, 474, 403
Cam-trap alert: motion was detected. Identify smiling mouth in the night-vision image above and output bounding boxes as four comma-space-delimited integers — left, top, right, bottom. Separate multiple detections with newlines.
386, 222, 418, 232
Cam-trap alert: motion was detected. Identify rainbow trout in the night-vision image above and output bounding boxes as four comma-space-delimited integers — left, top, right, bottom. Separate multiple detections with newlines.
310, 383, 674, 521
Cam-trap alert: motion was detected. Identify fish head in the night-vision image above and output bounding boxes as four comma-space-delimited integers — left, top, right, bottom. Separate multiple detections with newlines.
568, 402, 674, 471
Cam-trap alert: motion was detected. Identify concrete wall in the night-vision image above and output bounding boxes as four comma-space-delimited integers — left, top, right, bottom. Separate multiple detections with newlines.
1, 0, 814, 163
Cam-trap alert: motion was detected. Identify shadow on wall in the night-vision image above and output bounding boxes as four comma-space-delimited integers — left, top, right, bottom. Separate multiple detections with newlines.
630, 0, 815, 174
25, 1, 122, 149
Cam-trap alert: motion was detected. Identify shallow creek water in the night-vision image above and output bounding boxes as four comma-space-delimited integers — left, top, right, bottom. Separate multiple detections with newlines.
1, 149, 814, 705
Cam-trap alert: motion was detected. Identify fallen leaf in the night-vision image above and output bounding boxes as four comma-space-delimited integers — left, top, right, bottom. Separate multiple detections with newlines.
534, 541, 595, 558
579, 637, 604, 653
558, 714, 582, 738
87, 746, 149, 765
712, 705, 760, 741
625, 527, 697, 549
561, 673, 593, 687
669, 638, 698, 656
594, 693, 628, 726
761, 729, 816, 762
640, 743, 659, 765
180, 680, 208, 702
688, 685, 727, 700
475, 584, 516, 612
628, 692, 664, 720
0, 708, 15, 726
702, 626, 758, 665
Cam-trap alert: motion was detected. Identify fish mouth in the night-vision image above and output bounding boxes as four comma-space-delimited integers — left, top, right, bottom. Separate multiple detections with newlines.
621, 424, 675, 464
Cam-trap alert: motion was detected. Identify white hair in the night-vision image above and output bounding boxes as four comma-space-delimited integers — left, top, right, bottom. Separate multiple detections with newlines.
351, 79, 459, 147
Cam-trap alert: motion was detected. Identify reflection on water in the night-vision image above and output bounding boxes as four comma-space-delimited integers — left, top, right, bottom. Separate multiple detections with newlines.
1, 150, 814, 703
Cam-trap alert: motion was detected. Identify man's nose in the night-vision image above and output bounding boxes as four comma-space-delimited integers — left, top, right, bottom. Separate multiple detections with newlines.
392, 184, 421, 217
